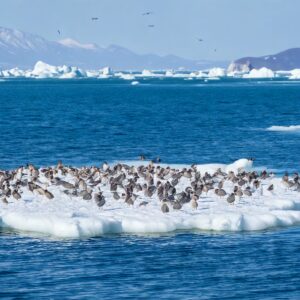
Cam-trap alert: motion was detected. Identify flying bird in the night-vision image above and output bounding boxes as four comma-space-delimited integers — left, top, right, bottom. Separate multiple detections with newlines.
91, 17, 99, 21
197, 38, 204, 42
142, 11, 153, 16
57, 30, 61, 35
148, 24, 155, 28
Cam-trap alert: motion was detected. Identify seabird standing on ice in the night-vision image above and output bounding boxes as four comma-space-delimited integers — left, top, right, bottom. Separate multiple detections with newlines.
227, 193, 235, 204
161, 203, 169, 213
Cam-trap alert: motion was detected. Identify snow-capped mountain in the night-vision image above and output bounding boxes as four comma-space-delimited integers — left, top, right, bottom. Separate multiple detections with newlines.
228, 48, 300, 72
0, 26, 227, 70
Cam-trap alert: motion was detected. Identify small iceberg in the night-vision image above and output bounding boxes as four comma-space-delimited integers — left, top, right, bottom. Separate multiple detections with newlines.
266, 125, 300, 132
243, 67, 275, 79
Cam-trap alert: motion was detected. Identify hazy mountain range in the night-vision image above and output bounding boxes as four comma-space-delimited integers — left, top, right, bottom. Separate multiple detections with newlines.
228, 48, 300, 72
2, 26, 300, 72
0, 26, 228, 70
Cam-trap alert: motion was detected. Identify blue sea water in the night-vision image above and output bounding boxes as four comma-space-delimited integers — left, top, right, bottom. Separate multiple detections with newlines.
0, 78, 300, 299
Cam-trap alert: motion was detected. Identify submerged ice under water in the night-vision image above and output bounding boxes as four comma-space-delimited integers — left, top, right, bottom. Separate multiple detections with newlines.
0, 79, 300, 299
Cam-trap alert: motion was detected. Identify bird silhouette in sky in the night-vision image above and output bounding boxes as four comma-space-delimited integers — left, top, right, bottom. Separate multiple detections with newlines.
142, 11, 153, 16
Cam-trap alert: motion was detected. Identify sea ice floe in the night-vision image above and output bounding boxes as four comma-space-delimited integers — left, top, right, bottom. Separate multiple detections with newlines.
0, 158, 300, 238
289, 69, 300, 80
243, 67, 275, 79
1, 61, 298, 81
266, 125, 300, 132
208, 67, 226, 78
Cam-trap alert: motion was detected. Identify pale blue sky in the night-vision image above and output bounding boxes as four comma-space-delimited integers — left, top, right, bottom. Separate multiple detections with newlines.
1, 0, 299, 60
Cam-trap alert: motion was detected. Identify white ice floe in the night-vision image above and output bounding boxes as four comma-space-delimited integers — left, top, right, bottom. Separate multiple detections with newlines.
101, 66, 112, 76
243, 67, 275, 79
0, 158, 300, 238
29, 61, 86, 79
266, 125, 300, 132
208, 68, 226, 78
1, 60, 300, 81
118, 73, 136, 80
141, 69, 155, 77
2, 67, 26, 77
165, 70, 175, 77
289, 69, 300, 80
30, 61, 60, 78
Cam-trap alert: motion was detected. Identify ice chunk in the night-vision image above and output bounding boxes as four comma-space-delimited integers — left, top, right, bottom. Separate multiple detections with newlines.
243, 67, 274, 78
208, 68, 226, 78
289, 69, 300, 80
266, 125, 300, 132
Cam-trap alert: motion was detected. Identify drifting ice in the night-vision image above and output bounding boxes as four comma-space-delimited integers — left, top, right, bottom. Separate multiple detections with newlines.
0, 159, 300, 238
1, 61, 298, 80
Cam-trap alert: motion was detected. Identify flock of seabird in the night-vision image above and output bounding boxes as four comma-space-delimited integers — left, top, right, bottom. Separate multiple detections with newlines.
56, 11, 214, 50
57, 11, 154, 35
1, 158, 299, 213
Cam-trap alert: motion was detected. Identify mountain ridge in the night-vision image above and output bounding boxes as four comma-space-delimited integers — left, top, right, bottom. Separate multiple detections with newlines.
228, 48, 300, 72
0, 26, 227, 70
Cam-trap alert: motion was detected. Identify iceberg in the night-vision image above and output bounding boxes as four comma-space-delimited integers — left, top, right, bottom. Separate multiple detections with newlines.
2, 67, 26, 77
208, 68, 226, 78
1, 60, 300, 81
243, 67, 275, 78
25, 61, 86, 79
31, 61, 60, 78
140, 69, 156, 77
118, 73, 136, 80
289, 69, 300, 80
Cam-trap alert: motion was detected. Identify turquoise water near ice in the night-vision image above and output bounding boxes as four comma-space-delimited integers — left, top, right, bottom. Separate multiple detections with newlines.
0, 78, 299, 299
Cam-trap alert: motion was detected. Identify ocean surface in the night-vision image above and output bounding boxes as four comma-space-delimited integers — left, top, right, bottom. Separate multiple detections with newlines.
0, 78, 300, 299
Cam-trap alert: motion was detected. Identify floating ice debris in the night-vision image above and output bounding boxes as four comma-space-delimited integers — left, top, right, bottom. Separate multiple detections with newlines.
266, 125, 300, 132
28, 61, 86, 79
140, 69, 156, 77
208, 67, 226, 78
118, 73, 136, 80
101, 66, 112, 76
243, 67, 275, 79
289, 69, 300, 80
1, 60, 300, 80
0, 158, 300, 238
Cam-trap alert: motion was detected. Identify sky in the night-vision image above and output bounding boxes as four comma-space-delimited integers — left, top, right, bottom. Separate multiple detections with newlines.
0, 0, 299, 61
